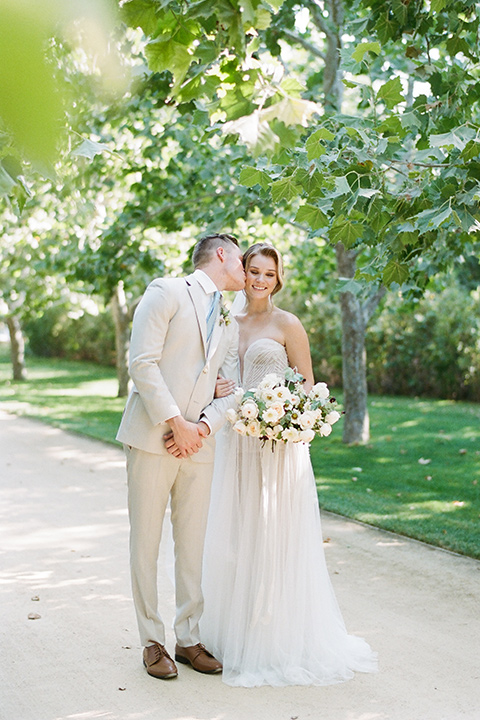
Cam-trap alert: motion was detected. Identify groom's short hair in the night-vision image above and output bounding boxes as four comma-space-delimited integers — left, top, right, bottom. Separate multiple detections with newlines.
193, 233, 239, 268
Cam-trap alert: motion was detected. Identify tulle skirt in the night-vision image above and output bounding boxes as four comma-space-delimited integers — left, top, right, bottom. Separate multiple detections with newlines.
201, 429, 378, 687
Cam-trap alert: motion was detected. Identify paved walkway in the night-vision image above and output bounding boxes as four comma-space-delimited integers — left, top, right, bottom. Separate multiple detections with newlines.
0, 409, 479, 720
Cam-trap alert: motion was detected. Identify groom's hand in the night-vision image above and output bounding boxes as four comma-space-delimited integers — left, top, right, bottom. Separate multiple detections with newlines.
164, 415, 204, 457
197, 421, 211, 437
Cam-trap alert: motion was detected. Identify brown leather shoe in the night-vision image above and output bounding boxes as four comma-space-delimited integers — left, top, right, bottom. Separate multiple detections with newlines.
175, 643, 222, 674
143, 642, 178, 679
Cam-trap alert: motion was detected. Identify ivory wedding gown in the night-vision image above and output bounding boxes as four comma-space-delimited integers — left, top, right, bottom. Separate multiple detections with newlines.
201, 339, 378, 687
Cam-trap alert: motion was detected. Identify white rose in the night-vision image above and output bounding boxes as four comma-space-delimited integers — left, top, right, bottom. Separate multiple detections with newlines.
311, 382, 329, 400
269, 401, 285, 419
261, 389, 276, 404
259, 373, 282, 389
246, 419, 261, 437
299, 429, 315, 443
290, 394, 301, 406
282, 427, 300, 442
265, 426, 277, 439
233, 420, 248, 436
325, 410, 341, 425
226, 408, 238, 424
299, 411, 316, 429
273, 424, 283, 435
319, 422, 332, 437
241, 401, 259, 419
275, 386, 292, 403
234, 387, 245, 401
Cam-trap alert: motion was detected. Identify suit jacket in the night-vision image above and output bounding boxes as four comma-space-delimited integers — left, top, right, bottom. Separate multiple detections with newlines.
116, 273, 239, 463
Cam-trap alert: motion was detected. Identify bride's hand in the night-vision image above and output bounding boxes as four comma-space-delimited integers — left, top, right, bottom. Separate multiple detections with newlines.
215, 375, 236, 398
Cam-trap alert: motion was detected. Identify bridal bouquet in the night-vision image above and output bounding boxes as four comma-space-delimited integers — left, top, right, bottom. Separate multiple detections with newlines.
226, 367, 342, 445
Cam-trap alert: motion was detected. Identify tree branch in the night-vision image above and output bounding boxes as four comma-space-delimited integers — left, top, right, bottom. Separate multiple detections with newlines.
362, 285, 387, 325
387, 158, 452, 169
142, 190, 239, 225
280, 28, 325, 60
304, 0, 331, 37
305, 0, 344, 37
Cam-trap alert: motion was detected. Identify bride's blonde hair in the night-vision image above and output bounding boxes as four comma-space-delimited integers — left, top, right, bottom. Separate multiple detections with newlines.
242, 243, 284, 296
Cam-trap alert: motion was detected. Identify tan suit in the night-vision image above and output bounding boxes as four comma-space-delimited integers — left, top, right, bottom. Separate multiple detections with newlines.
117, 272, 239, 647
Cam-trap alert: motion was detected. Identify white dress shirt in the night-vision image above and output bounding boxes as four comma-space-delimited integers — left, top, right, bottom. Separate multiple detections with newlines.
192, 268, 221, 311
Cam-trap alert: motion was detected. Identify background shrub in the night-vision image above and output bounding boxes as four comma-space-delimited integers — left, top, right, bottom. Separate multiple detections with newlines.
288, 281, 480, 402
24, 306, 116, 366
366, 286, 480, 401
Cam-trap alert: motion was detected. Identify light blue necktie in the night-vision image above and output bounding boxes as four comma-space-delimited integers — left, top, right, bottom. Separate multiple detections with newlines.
206, 290, 221, 342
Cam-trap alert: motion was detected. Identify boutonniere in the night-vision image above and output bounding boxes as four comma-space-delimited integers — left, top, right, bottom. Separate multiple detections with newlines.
219, 302, 231, 326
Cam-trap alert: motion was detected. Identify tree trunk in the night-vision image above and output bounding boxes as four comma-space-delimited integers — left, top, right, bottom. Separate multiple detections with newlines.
323, 0, 344, 111
6, 314, 27, 381
111, 282, 130, 398
320, 0, 373, 443
335, 243, 370, 443
298, 0, 385, 443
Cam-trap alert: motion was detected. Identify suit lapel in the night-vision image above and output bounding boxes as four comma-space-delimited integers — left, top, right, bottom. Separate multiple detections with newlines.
185, 275, 208, 353
207, 315, 223, 360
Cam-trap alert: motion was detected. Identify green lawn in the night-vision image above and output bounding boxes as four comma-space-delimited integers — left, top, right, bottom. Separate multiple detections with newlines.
311, 396, 480, 559
0, 351, 124, 444
1, 349, 479, 559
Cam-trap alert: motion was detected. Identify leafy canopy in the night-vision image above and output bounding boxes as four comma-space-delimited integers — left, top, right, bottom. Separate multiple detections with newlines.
120, 0, 480, 289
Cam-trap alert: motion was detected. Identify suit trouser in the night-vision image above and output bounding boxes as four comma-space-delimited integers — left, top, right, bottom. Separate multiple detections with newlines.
125, 446, 214, 647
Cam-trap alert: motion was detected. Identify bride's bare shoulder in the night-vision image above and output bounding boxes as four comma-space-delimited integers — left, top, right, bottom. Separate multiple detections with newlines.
274, 307, 304, 331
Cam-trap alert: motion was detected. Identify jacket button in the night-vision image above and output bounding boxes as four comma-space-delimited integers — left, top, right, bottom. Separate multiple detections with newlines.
203, 365, 209, 374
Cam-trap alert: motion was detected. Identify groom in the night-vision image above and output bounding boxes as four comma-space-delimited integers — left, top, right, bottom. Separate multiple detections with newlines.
117, 233, 245, 679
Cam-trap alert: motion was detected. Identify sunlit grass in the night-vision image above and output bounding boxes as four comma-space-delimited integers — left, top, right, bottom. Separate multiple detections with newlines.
311, 395, 480, 559
0, 349, 124, 444
1, 348, 479, 558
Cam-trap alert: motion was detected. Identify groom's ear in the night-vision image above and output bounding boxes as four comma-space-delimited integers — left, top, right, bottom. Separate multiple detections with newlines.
216, 246, 226, 262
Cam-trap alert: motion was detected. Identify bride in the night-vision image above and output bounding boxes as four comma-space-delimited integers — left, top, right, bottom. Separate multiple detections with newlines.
200, 242, 378, 687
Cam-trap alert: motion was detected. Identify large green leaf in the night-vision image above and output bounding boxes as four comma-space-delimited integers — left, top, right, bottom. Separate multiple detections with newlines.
329, 217, 362, 247
334, 176, 352, 196
391, 0, 408, 24
351, 41, 381, 63
145, 37, 192, 90
71, 139, 113, 161
223, 112, 279, 155
430, 129, 474, 152
305, 128, 335, 161
382, 260, 409, 286
461, 141, 480, 162
271, 176, 301, 202
239, 166, 270, 191
120, 0, 159, 35
262, 96, 320, 127
400, 111, 422, 131
264, 0, 285, 12
377, 77, 404, 109
452, 207, 477, 232
294, 204, 328, 230
430, 0, 448, 12
415, 206, 452, 233
374, 12, 396, 43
